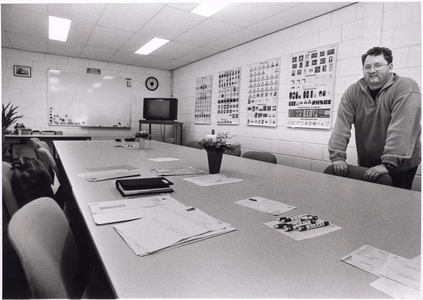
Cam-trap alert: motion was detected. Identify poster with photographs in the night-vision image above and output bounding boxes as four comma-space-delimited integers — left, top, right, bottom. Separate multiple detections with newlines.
247, 58, 280, 127
195, 75, 213, 124
217, 67, 241, 125
288, 44, 337, 129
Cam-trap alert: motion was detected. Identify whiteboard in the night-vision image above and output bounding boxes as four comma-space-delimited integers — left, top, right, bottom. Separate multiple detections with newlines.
48, 69, 131, 128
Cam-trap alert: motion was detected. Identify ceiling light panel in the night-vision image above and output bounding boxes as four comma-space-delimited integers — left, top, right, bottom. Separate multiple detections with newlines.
191, 2, 231, 18
49, 16, 71, 42
135, 37, 169, 55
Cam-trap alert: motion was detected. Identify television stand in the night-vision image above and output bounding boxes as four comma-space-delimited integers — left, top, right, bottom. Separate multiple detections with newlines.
138, 120, 183, 145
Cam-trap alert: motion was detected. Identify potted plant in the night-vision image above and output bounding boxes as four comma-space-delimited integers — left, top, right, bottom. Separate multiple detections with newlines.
2, 102, 23, 135
198, 131, 239, 174
2, 102, 23, 156
135, 130, 150, 149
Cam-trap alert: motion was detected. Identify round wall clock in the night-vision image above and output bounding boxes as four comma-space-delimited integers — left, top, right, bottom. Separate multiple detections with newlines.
145, 76, 159, 91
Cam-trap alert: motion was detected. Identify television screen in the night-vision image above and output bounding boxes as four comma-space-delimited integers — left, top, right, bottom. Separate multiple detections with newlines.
143, 98, 178, 121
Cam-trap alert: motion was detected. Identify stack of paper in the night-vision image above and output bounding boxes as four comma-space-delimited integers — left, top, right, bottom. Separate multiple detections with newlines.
78, 168, 142, 182
89, 195, 187, 225
113, 207, 236, 256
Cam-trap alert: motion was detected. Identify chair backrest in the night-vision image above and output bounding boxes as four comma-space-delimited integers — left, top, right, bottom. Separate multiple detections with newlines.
29, 138, 42, 158
242, 151, 277, 164
2, 162, 19, 217
37, 147, 60, 181
323, 164, 393, 186
8, 197, 83, 298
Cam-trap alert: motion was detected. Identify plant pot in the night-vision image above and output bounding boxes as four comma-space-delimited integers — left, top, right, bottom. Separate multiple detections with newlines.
206, 149, 224, 174
138, 138, 146, 149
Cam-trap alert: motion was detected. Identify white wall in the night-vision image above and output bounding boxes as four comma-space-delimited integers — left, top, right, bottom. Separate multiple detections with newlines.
2, 48, 172, 140
172, 2, 421, 174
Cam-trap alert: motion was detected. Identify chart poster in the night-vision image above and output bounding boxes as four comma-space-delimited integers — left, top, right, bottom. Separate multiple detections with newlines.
195, 75, 213, 124
247, 58, 280, 127
217, 67, 241, 125
287, 44, 338, 129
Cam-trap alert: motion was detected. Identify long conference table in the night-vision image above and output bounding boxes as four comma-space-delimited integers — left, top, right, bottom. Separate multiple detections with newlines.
54, 140, 421, 298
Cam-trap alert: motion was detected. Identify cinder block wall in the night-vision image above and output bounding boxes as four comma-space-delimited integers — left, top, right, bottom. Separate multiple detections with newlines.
172, 2, 421, 190
1, 48, 172, 139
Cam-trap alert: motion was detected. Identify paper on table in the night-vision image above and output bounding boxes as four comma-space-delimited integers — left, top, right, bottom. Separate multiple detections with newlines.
114, 207, 236, 256
340, 244, 391, 276
149, 167, 206, 176
184, 174, 244, 187
149, 157, 180, 162
264, 220, 341, 241
78, 168, 142, 182
235, 196, 296, 215
370, 255, 421, 298
379, 254, 421, 290
88, 195, 187, 225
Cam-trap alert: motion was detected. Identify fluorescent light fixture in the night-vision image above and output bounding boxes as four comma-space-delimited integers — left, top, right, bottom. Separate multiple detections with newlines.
191, 2, 231, 17
49, 16, 71, 42
135, 38, 169, 55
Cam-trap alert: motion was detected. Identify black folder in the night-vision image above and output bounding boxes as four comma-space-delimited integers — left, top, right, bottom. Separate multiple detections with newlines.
116, 177, 173, 197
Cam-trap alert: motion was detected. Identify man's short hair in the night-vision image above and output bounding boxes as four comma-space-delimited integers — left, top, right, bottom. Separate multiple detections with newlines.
361, 47, 393, 65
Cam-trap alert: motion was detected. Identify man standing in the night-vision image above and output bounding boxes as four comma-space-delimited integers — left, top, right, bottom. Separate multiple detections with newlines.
328, 47, 421, 189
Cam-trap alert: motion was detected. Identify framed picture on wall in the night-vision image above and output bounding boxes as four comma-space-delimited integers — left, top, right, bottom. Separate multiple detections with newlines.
14, 65, 31, 78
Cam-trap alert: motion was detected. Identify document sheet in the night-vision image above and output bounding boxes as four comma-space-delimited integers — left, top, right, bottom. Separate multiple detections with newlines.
235, 196, 296, 215
149, 167, 206, 176
78, 168, 142, 182
88, 195, 187, 225
114, 207, 236, 256
184, 174, 244, 186
341, 245, 421, 298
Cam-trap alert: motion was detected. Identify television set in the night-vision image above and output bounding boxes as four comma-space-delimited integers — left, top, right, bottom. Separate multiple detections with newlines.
143, 98, 178, 121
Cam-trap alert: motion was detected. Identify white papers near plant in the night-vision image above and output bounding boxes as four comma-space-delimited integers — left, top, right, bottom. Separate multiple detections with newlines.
184, 174, 244, 186
113, 207, 236, 256
149, 167, 206, 176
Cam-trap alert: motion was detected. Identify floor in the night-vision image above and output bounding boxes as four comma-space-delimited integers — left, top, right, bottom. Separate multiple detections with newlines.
2, 205, 30, 299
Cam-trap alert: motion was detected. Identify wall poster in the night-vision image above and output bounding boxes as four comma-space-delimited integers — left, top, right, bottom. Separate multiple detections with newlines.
247, 58, 280, 127
217, 67, 241, 125
287, 44, 338, 129
195, 75, 213, 124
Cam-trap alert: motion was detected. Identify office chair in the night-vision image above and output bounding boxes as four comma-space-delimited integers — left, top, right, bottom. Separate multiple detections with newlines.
242, 151, 277, 164
323, 164, 393, 186
8, 197, 114, 299
2, 162, 19, 218
37, 147, 60, 181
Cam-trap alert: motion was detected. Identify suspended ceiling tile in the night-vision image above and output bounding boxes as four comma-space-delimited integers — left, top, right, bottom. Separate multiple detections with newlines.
120, 33, 153, 52
48, 3, 105, 25
138, 6, 205, 40
86, 25, 134, 49
177, 46, 221, 63
67, 21, 94, 45
108, 50, 143, 65
47, 40, 84, 57
79, 45, 116, 61
1, 6, 47, 37
210, 2, 299, 28
7, 32, 48, 53
98, 3, 163, 33
150, 41, 200, 59
2, 3, 48, 14
174, 18, 241, 47
206, 28, 265, 51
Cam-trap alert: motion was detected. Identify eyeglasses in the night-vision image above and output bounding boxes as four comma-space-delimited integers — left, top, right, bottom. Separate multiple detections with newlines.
363, 63, 388, 72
